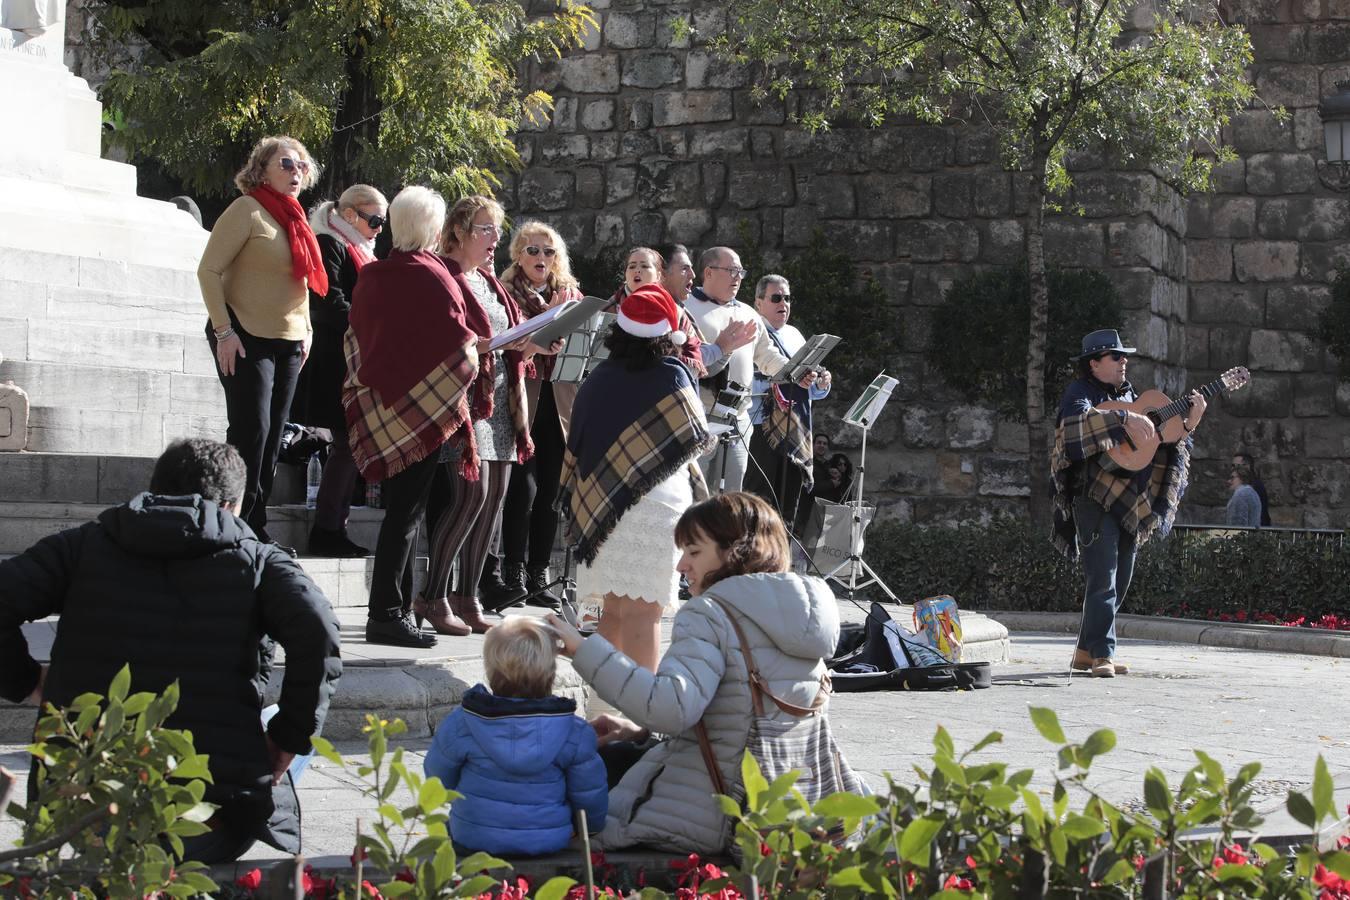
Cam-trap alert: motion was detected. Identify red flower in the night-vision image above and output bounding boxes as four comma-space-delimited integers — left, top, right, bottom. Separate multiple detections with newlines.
361, 880, 384, 898
395, 868, 416, 883
350, 847, 369, 865
944, 873, 975, 891
965, 855, 978, 869
1234, 610, 1248, 623
303, 866, 335, 900
906, 870, 917, 890
1133, 854, 1146, 872
235, 869, 263, 890
1314, 863, 1349, 897
590, 850, 607, 868
760, 841, 773, 857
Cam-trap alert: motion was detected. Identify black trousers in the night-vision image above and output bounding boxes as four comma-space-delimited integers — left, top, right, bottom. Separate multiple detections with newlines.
206, 318, 303, 534
368, 452, 442, 620
744, 427, 806, 534
501, 385, 566, 569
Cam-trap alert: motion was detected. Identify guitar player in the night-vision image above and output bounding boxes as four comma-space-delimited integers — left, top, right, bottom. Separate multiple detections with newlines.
1049, 329, 1207, 678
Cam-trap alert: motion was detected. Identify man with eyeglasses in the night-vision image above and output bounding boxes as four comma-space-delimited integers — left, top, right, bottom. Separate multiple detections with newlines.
1051, 329, 1206, 679
685, 248, 816, 492
744, 275, 832, 530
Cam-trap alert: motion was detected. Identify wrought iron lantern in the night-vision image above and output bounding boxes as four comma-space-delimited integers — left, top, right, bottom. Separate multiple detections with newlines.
1317, 80, 1350, 192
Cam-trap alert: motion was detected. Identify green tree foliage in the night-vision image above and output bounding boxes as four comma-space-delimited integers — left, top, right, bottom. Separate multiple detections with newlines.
86, 0, 595, 198
1319, 269, 1350, 379
927, 265, 1124, 422
718, 0, 1257, 524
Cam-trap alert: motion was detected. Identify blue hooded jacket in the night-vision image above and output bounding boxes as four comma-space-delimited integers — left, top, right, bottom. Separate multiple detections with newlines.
424, 684, 608, 856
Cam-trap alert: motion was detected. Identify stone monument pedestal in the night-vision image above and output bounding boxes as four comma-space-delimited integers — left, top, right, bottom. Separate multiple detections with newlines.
0, 16, 221, 457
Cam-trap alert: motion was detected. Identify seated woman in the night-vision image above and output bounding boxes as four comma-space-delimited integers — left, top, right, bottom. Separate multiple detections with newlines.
547, 492, 850, 855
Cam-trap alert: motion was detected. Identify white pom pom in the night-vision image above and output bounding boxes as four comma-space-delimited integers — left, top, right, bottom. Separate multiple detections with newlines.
669, 329, 687, 346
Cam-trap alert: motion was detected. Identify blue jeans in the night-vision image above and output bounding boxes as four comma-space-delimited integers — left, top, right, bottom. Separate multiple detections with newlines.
1074, 497, 1137, 660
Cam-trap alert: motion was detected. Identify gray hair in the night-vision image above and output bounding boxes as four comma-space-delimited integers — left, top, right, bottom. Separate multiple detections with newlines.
389, 186, 446, 252
756, 274, 789, 298
698, 246, 733, 273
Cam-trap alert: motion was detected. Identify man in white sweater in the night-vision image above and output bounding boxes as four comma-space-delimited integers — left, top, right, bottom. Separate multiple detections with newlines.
685, 247, 817, 492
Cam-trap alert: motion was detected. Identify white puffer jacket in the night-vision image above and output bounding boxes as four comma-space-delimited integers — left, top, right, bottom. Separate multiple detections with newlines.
570, 571, 840, 854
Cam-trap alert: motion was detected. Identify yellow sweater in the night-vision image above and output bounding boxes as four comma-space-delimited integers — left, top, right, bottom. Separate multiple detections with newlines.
197, 195, 312, 340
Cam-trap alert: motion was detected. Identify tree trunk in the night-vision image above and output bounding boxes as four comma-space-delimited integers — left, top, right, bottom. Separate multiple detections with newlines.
328, 31, 381, 196
1025, 158, 1053, 528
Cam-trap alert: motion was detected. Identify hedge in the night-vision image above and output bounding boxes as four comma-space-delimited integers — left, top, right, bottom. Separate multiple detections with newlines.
865, 519, 1350, 625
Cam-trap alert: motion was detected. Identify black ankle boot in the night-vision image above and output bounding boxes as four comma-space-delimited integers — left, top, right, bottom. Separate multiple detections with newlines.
365, 612, 437, 648
524, 565, 561, 611
479, 554, 527, 611
308, 526, 371, 558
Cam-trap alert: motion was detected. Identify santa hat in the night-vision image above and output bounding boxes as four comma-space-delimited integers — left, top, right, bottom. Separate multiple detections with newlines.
616, 283, 686, 345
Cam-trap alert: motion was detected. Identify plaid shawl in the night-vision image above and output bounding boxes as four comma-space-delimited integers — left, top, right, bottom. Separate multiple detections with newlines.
343, 250, 478, 483
1050, 378, 1191, 561
503, 271, 582, 383
560, 355, 712, 564
758, 326, 814, 489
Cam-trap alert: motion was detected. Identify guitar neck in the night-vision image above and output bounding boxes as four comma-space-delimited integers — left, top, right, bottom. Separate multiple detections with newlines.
1153, 377, 1225, 426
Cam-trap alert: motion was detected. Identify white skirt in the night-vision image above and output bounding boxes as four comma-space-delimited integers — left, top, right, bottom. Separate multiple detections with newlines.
576, 468, 693, 609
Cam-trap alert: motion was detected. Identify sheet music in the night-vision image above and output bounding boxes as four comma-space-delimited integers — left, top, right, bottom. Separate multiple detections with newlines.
488, 300, 577, 351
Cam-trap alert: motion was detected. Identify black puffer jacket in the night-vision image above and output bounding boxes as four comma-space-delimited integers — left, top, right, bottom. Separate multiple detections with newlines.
0, 493, 343, 852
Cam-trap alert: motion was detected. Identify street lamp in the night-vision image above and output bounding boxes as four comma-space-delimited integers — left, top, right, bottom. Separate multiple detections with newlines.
1317, 80, 1350, 192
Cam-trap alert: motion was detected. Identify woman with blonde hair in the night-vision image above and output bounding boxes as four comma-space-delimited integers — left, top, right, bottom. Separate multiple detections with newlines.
346, 186, 481, 648
198, 135, 323, 549
420, 196, 544, 635
296, 183, 388, 557
491, 220, 583, 610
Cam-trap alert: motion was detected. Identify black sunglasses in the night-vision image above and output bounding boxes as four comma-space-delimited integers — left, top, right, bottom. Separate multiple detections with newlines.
354, 210, 385, 229
767, 292, 791, 304
1096, 351, 1128, 362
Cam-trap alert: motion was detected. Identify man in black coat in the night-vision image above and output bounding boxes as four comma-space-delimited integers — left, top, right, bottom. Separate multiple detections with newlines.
0, 438, 343, 863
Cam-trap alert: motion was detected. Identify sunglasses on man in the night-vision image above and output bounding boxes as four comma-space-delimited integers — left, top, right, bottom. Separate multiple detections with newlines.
525, 245, 557, 258
1096, 351, 1128, 362
767, 292, 791, 304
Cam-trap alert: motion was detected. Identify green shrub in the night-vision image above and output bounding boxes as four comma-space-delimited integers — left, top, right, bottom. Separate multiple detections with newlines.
866, 519, 1350, 619
926, 265, 1124, 422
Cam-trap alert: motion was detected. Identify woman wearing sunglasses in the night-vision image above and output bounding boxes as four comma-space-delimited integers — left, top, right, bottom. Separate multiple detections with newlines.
491, 221, 583, 610
198, 135, 323, 551
294, 184, 388, 558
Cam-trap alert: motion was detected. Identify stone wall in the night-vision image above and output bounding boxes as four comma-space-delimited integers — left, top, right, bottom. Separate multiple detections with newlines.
506, 0, 1244, 526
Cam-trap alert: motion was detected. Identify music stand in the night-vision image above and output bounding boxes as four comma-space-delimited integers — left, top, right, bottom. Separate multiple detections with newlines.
824, 373, 900, 602
551, 310, 617, 384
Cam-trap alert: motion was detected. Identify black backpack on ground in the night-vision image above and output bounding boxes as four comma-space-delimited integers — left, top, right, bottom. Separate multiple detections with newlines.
827, 601, 991, 692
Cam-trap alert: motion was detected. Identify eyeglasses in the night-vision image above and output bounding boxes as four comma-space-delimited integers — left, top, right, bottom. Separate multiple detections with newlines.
470, 223, 502, 238
710, 265, 749, 279
766, 292, 791, 304
354, 210, 385, 230
1096, 352, 1128, 362
525, 245, 557, 258
278, 157, 311, 175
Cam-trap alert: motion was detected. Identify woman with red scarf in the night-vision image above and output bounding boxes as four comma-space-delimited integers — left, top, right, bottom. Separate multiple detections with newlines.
198, 135, 324, 551
294, 184, 388, 558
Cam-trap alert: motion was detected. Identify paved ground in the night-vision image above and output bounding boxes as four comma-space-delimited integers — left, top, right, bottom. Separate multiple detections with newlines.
2, 631, 1345, 869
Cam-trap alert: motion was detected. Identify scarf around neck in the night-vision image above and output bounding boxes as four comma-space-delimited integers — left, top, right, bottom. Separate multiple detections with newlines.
249, 184, 328, 295
326, 207, 375, 270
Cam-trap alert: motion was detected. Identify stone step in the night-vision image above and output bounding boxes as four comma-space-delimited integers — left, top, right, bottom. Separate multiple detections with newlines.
0, 316, 215, 376
0, 277, 209, 335
1, 248, 203, 306
23, 407, 227, 455
61, 150, 138, 196
0, 360, 222, 418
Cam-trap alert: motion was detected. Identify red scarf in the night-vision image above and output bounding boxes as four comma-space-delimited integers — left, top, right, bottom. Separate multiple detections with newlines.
249, 184, 329, 295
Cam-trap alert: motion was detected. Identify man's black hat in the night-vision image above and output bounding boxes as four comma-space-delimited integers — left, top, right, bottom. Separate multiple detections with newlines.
1073, 329, 1136, 361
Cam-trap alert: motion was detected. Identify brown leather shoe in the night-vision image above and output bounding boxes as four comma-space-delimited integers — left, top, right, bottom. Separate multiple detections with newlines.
1072, 648, 1128, 675
450, 593, 495, 634
413, 595, 471, 637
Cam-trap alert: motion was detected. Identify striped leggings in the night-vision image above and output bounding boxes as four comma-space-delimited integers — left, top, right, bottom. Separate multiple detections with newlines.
426, 460, 512, 600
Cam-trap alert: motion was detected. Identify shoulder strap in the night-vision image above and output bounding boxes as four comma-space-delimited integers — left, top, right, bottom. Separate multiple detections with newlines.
704, 592, 826, 718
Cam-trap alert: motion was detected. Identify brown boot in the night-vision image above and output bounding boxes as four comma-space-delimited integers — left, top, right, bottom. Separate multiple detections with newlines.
413, 595, 471, 637
450, 593, 495, 634
1071, 648, 1128, 675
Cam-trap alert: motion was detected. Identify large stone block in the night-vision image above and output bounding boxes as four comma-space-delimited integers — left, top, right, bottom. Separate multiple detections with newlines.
895, 221, 979, 263
685, 50, 749, 89
1249, 329, 1322, 371
575, 166, 604, 208
559, 55, 620, 93
954, 129, 997, 166
1070, 171, 1156, 217
652, 91, 733, 126
1247, 24, 1309, 63
1253, 64, 1319, 107
1229, 108, 1295, 153
629, 211, 666, 246
797, 174, 854, 217
727, 166, 795, 209
1223, 373, 1292, 417
605, 164, 636, 204
978, 456, 1029, 497
517, 170, 574, 211
594, 214, 624, 247
0, 382, 29, 451
1233, 240, 1299, 282
1207, 197, 1258, 238
1042, 221, 1104, 267
637, 160, 701, 209
1266, 283, 1331, 330
1190, 284, 1264, 325
1299, 242, 1350, 283
982, 219, 1024, 265
690, 128, 747, 158
667, 208, 712, 244
901, 406, 944, 448
621, 52, 681, 89
1293, 373, 1336, 417
869, 127, 951, 173
972, 173, 1011, 218
856, 174, 930, 218
1256, 197, 1350, 241
946, 405, 995, 449
1208, 326, 1250, 367
1107, 220, 1167, 268
580, 99, 615, 131
932, 174, 974, 219
1309, 21, 1350, 62
1187, 239, 1233, 282
550, 96, 577, 132
603, 11, 655, 48
1245, 153, 1317, 195
538, 134, 589, 164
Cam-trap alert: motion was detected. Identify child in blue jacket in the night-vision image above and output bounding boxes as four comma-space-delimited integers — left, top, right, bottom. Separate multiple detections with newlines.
424, 615, 607, 856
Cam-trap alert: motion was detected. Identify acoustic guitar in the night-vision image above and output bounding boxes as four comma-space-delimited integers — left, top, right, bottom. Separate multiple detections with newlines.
1098, 366, 1251, 472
